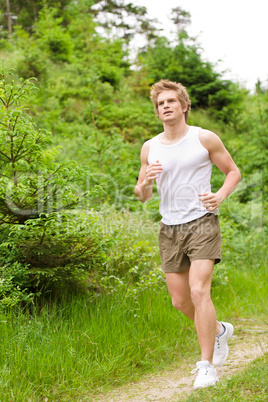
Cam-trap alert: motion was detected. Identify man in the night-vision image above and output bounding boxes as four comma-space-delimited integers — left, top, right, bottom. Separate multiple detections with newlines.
135, 79, 241, 390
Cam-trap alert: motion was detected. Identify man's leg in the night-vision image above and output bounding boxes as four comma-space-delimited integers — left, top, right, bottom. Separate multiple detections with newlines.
189, 259, 217, 364
165, 262, 232, 389
165, 269, 194, 320
165, 267, 221, 353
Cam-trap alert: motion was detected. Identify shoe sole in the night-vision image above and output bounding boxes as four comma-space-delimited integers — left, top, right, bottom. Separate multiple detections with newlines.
194, 378, 219, 390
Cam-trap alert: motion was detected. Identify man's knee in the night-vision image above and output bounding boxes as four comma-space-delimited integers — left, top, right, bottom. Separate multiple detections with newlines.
190, 286, 211, 306
171, 297, 190, 312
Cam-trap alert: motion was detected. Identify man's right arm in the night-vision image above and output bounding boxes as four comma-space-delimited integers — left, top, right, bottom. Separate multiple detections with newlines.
135, 141, 163, 203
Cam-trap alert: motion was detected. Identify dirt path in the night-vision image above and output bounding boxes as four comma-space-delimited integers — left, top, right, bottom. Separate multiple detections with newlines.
94, 319, 268, 401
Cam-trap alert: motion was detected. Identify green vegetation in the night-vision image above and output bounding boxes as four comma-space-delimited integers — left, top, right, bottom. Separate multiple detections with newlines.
0, 289, 194, 400
185, 353, 268, 401
0, 0, 267, 400
0, 242, 266, 400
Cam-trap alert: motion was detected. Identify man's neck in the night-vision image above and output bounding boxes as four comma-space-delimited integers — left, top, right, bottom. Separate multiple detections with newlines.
161, 121, 190, 144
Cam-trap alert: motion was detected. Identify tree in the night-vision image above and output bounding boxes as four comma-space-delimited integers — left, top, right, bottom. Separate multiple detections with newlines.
0, 68, 110, 298
92, 0, 158, 46
5, 0, 12, 35
170, 6, 191, 35
138, 34, 235, 110
0, 69, 88, 224
0, 0, 72, 33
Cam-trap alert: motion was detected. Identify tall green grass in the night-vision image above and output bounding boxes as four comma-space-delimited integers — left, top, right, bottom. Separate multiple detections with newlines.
0, 289, 197, 401
185, 353, 268, 401
213, 267, 267, 320
213, 225, 267, 320
0, 252, 266, 401
0, 219, 266, 400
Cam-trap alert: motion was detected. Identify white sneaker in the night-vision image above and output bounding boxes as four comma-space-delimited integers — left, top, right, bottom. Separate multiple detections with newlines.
213, 321, 234, 367
192, 360, 219, 390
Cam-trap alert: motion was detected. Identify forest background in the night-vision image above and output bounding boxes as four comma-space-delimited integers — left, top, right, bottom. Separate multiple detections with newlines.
0, 0, 267, 400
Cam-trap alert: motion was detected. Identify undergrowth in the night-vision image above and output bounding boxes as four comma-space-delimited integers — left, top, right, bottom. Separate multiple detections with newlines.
0, 289, 196, 401
185, 353, 268, 401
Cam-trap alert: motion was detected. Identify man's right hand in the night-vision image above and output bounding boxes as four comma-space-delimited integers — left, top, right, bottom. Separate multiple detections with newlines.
135, 141, 163, 203
144, 160, 163, 187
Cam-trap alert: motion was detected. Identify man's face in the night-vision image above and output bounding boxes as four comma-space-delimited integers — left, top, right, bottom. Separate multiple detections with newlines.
157, 90, 186, 123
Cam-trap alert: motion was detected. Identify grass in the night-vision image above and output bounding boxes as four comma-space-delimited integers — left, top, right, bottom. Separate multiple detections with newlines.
0, 288, 197, 401
212, 267, 268, 321
0, 258, 266, 401
0, 219, 266, 400
185, 353, 268, 401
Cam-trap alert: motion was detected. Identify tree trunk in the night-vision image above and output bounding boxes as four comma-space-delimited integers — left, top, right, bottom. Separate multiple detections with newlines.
32, 0, 38, 24
6, 0, 12, 35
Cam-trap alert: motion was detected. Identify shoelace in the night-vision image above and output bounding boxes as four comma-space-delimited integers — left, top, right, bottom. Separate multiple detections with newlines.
191, 366, 209, 374
215, 338, 220, 349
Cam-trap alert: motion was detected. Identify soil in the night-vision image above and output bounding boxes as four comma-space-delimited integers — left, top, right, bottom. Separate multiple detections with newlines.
94, 319, 268, 401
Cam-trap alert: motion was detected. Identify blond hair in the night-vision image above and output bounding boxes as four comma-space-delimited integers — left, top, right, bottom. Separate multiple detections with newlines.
150, 79, 191, 123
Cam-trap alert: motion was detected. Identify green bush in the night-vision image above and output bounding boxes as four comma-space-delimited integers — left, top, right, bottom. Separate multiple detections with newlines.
0, 261, 34, 308
0, 69, 161, 305
35, 7, 74, 62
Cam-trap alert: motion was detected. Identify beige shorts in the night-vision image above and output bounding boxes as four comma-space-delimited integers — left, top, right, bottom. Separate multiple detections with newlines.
159, 213, 221, 273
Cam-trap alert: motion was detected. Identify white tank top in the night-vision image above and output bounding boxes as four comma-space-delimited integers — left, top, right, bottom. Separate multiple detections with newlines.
148, 126, 218, 225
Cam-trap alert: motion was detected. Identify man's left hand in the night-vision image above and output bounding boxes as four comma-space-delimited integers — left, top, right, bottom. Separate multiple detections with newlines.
198, 192, 223, 211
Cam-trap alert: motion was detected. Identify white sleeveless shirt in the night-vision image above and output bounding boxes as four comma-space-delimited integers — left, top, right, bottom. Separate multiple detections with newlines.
148, 126, 218, 225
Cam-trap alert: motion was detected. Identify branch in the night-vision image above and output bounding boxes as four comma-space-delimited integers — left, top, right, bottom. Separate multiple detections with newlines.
43, 164, 65, 184
38, 226, 47, 246
8, 81, 29, 106
11, 113, 19, 132
6, 85, 15, 108
13, 131, 28, 161
0, 173, 12, 179
0, 149, 11, 162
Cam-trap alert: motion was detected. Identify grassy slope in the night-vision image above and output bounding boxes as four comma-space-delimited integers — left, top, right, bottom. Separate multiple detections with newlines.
0, 290, 196, 401
0, 45, 267, 401
0, 249, 266, 401
185, 353, 268, 401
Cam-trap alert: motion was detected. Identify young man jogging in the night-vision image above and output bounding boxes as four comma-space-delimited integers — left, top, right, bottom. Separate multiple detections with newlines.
135, 79, 241, 389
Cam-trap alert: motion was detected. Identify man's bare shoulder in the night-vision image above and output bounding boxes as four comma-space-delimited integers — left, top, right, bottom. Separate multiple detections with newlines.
140, 139, 151, 163
142, 139, 151, 148
199, 128, 220, 140
199, 129, 222, 151
141, 133, 161, 160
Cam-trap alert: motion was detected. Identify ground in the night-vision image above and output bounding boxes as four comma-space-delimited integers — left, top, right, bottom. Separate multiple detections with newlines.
94, 319, 268, 401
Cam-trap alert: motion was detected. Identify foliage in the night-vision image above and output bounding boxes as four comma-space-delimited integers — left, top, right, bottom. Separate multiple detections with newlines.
233, 89, 268, 204
0, 68, 160, 306
34, 7, 74, 62
0, 70, 99, 298
0, 0, 73, 34
186, 353, 268, 401
0, 69, 90, 225
0, 213, 109, 292
138, 35, 238, 111
0, 5, 267, 400
0, 289, 196, 399
91, 0, 158, 46
0, 0, 267, 309
0, 260, 34, 308
0, 241, 266, 399
0, 65, 161, 303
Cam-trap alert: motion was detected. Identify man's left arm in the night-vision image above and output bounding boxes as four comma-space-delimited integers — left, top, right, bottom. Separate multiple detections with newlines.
199, 129, 241, 212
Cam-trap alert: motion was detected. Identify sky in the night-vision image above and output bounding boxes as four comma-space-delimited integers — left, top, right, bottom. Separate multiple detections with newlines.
132, 0, 268, 91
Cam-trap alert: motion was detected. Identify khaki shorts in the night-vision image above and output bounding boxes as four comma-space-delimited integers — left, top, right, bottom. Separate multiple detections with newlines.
159, 213, 221, 273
